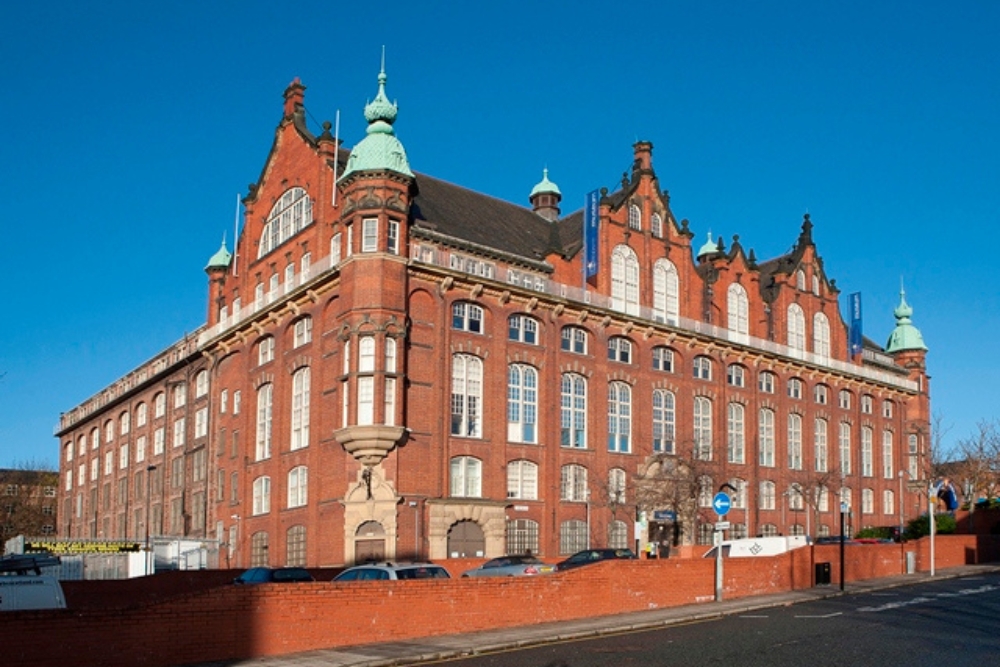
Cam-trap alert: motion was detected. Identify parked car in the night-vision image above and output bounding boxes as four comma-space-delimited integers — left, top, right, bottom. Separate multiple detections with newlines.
233, 567, 315, 584
333, 562, 451, 581
556, 548, 637, 571
461, 555, 557, 578
0, 554, 67, 611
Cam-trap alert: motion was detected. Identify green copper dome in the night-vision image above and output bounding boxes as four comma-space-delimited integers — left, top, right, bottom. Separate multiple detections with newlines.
885, 288, 928, 353
205, 237, 232, 271
530, 168, 561, 197
339, 61, 413, 180
697, 231, 719, 259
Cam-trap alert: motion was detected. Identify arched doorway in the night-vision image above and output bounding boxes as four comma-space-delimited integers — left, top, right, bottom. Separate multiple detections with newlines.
354, 520, 386, 563
447, 520, 485, 558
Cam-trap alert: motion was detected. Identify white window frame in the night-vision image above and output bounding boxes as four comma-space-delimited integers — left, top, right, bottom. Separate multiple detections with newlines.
507, 364, 538, 444
652, 389, 675, 454
727, 402, 745, 464
450, 456, 482, 498
607, 381, 632, 453
560, 373, 587, 449
451, 354, 483, 438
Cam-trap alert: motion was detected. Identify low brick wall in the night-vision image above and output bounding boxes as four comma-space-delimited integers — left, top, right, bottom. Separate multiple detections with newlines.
3, 535, 997, 667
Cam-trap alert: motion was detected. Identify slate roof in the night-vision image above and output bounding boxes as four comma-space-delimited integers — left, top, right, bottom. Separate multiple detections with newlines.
410, 171, 583, 269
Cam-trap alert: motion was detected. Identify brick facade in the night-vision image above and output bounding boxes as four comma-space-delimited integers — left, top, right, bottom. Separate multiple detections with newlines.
55, 71, 931, 569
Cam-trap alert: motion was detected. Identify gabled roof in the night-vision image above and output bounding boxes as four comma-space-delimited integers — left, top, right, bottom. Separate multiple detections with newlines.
410, 172, 575, 268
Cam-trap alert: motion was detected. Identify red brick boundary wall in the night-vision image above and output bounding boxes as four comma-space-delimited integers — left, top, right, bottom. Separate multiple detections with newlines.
4, 535, 998, 667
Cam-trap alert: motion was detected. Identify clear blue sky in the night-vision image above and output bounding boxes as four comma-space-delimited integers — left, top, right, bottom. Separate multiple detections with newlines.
2, 1, 997, 468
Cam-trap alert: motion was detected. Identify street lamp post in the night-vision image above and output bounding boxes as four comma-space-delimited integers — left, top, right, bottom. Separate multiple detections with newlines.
898, 470, 905, 540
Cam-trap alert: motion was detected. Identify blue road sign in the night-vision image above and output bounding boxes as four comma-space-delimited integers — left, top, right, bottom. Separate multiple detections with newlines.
713, 492, 732, 516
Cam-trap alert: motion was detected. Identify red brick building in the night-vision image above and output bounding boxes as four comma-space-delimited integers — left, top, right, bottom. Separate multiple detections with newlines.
56, 67, 930, 567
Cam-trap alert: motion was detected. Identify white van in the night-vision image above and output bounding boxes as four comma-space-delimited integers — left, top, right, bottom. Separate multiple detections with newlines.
703, 535, 809, 559
0, 575, 67, 611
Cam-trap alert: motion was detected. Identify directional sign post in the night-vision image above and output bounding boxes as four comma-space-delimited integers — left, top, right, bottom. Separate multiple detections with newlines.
712, 492, 731, 602
713, 492, 732, 516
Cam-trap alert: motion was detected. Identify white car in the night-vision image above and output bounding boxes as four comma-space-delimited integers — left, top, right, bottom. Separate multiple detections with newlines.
333, 562, 451, 581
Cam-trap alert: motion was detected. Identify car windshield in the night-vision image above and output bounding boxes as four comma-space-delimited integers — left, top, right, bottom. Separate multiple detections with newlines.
272, 568, 311, 582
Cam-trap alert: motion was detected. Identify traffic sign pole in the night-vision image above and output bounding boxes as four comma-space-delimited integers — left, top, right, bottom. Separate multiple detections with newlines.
713, 492, 731, 602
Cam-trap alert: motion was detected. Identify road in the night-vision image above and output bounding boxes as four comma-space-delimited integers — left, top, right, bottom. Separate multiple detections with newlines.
416, 572, 1000, 667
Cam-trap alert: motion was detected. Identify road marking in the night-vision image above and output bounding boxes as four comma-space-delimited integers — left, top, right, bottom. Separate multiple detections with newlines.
858, 585, 997, 613
795, 612, 842, 618
740, 615, 770, 618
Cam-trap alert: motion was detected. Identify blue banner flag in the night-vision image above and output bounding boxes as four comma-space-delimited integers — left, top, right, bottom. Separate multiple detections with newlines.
849, 292, 863, 356
584, 190, 600, 281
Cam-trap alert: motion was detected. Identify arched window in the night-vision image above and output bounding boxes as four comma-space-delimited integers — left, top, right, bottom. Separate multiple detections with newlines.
258, 187, 313, 258
252, 476, 271, 515
652, 389, 675, 454
560, 464, 588, 502
561, 326, 587, 354
287, 466, 307, 508
450, 456, 482, 497
560, 373, 587, 449
293, 317, 313, 347
608, 520, 629, 549
119, 411, 130, 436
258, 336, 275, 365
727, 283, 749, 339
508, 314, 539, 344
861, 427, 874, 477
813, 312, 831, 359
652, 346, 674, 372
787, 303, 806, 352
611, 245, 640, 315
862, 488, 874, 514
608, 468, 627, 505
628, 203, 642, 230
693, 356, 712, 380
195, 370, 209, 398
507, 364, 538, 443
727, 403, 745, 464
136, 402, 147, 427
694, 396, 713, 460
651, 212, 663, 238
815, 418, 829, 473
760, 481, 776, 510
507, 518, 539, 555
883, 489, 895, 516
883, 430, 894, 479
653, 259, 680, 324
608, 336, 633, 363
608, 381, 632, 453
251, 531, 270, 566
560, 519, 588, 555
256, 383, 273, 461
839, 423, 852, 476
759, 408, 775, 467
788, 414, 803, 469
507, 460, 538, 500
452, 301, 484, 333
286, 525, 306, 566
788, 483, 805, 510
730, 478, 747, 509
796, 269, 806, 290
154, 392, 166, 418
291, 367, 310, 450
451, 354, 483, 437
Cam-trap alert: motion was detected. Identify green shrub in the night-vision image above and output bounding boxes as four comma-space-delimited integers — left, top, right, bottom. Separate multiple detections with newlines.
903, 513, 957, 540
855, 526, 896, 540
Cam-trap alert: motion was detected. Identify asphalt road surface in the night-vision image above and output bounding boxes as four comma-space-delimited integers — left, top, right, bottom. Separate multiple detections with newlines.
416, 572, 1000, 667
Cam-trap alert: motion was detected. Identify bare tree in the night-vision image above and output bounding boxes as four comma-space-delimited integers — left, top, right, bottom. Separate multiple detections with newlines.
951, 420, 1000, 506
1, 460, 59, 552
633, 445, 716, 547
787, 470, 840, 537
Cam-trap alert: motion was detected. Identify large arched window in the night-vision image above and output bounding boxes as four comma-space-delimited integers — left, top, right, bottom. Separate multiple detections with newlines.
255, 383, 273, 461
628, 203, 642, 230
560, 373, 587, 448
694, 396, 712, 460
759, 408, 775, 467
507, 364, 538, 443
560, 464, 588, 502
287, 466, 307, 508
507, 518, 539, 555
653, 259, 680, 324
291, 367, 310, 450
813, 312, 831, 359
815, 418, 829, 473
507, 460, 538, 500
252, 476, 271, 515
727, 403, 745, 464
258, 187, 314, 258
652, 389, 675, 454
759, 480, 776, 510
450, 456, 482, 498
727, 283, 749, 340
608, 381, 632, 453
788, 413, 803, 470
451, 354, 483, 437
611, 245, 640, 315
787, 303, 806, 352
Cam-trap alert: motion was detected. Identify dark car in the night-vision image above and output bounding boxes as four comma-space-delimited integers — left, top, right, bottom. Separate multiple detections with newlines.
233, 567, 315, 584
556, 548, 637, 571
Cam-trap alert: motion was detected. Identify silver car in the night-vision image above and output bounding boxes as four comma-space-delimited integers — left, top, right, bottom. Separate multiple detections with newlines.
333, 562, 451, 581
461, 555, 557, 578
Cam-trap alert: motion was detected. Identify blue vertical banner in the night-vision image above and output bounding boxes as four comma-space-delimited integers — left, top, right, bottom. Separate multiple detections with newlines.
584, 190, 600, 282
849, 292, 863, 356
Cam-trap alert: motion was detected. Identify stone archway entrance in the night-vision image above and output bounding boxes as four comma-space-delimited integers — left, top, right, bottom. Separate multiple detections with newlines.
447, 519, 485, 558
354, 520, 386, 563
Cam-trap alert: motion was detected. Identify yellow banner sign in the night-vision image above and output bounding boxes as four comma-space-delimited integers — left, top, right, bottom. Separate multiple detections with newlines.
24, 540, 141, 554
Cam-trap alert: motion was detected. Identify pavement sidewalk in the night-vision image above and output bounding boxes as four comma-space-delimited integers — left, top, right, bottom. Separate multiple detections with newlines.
195, 564, 1000, 667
